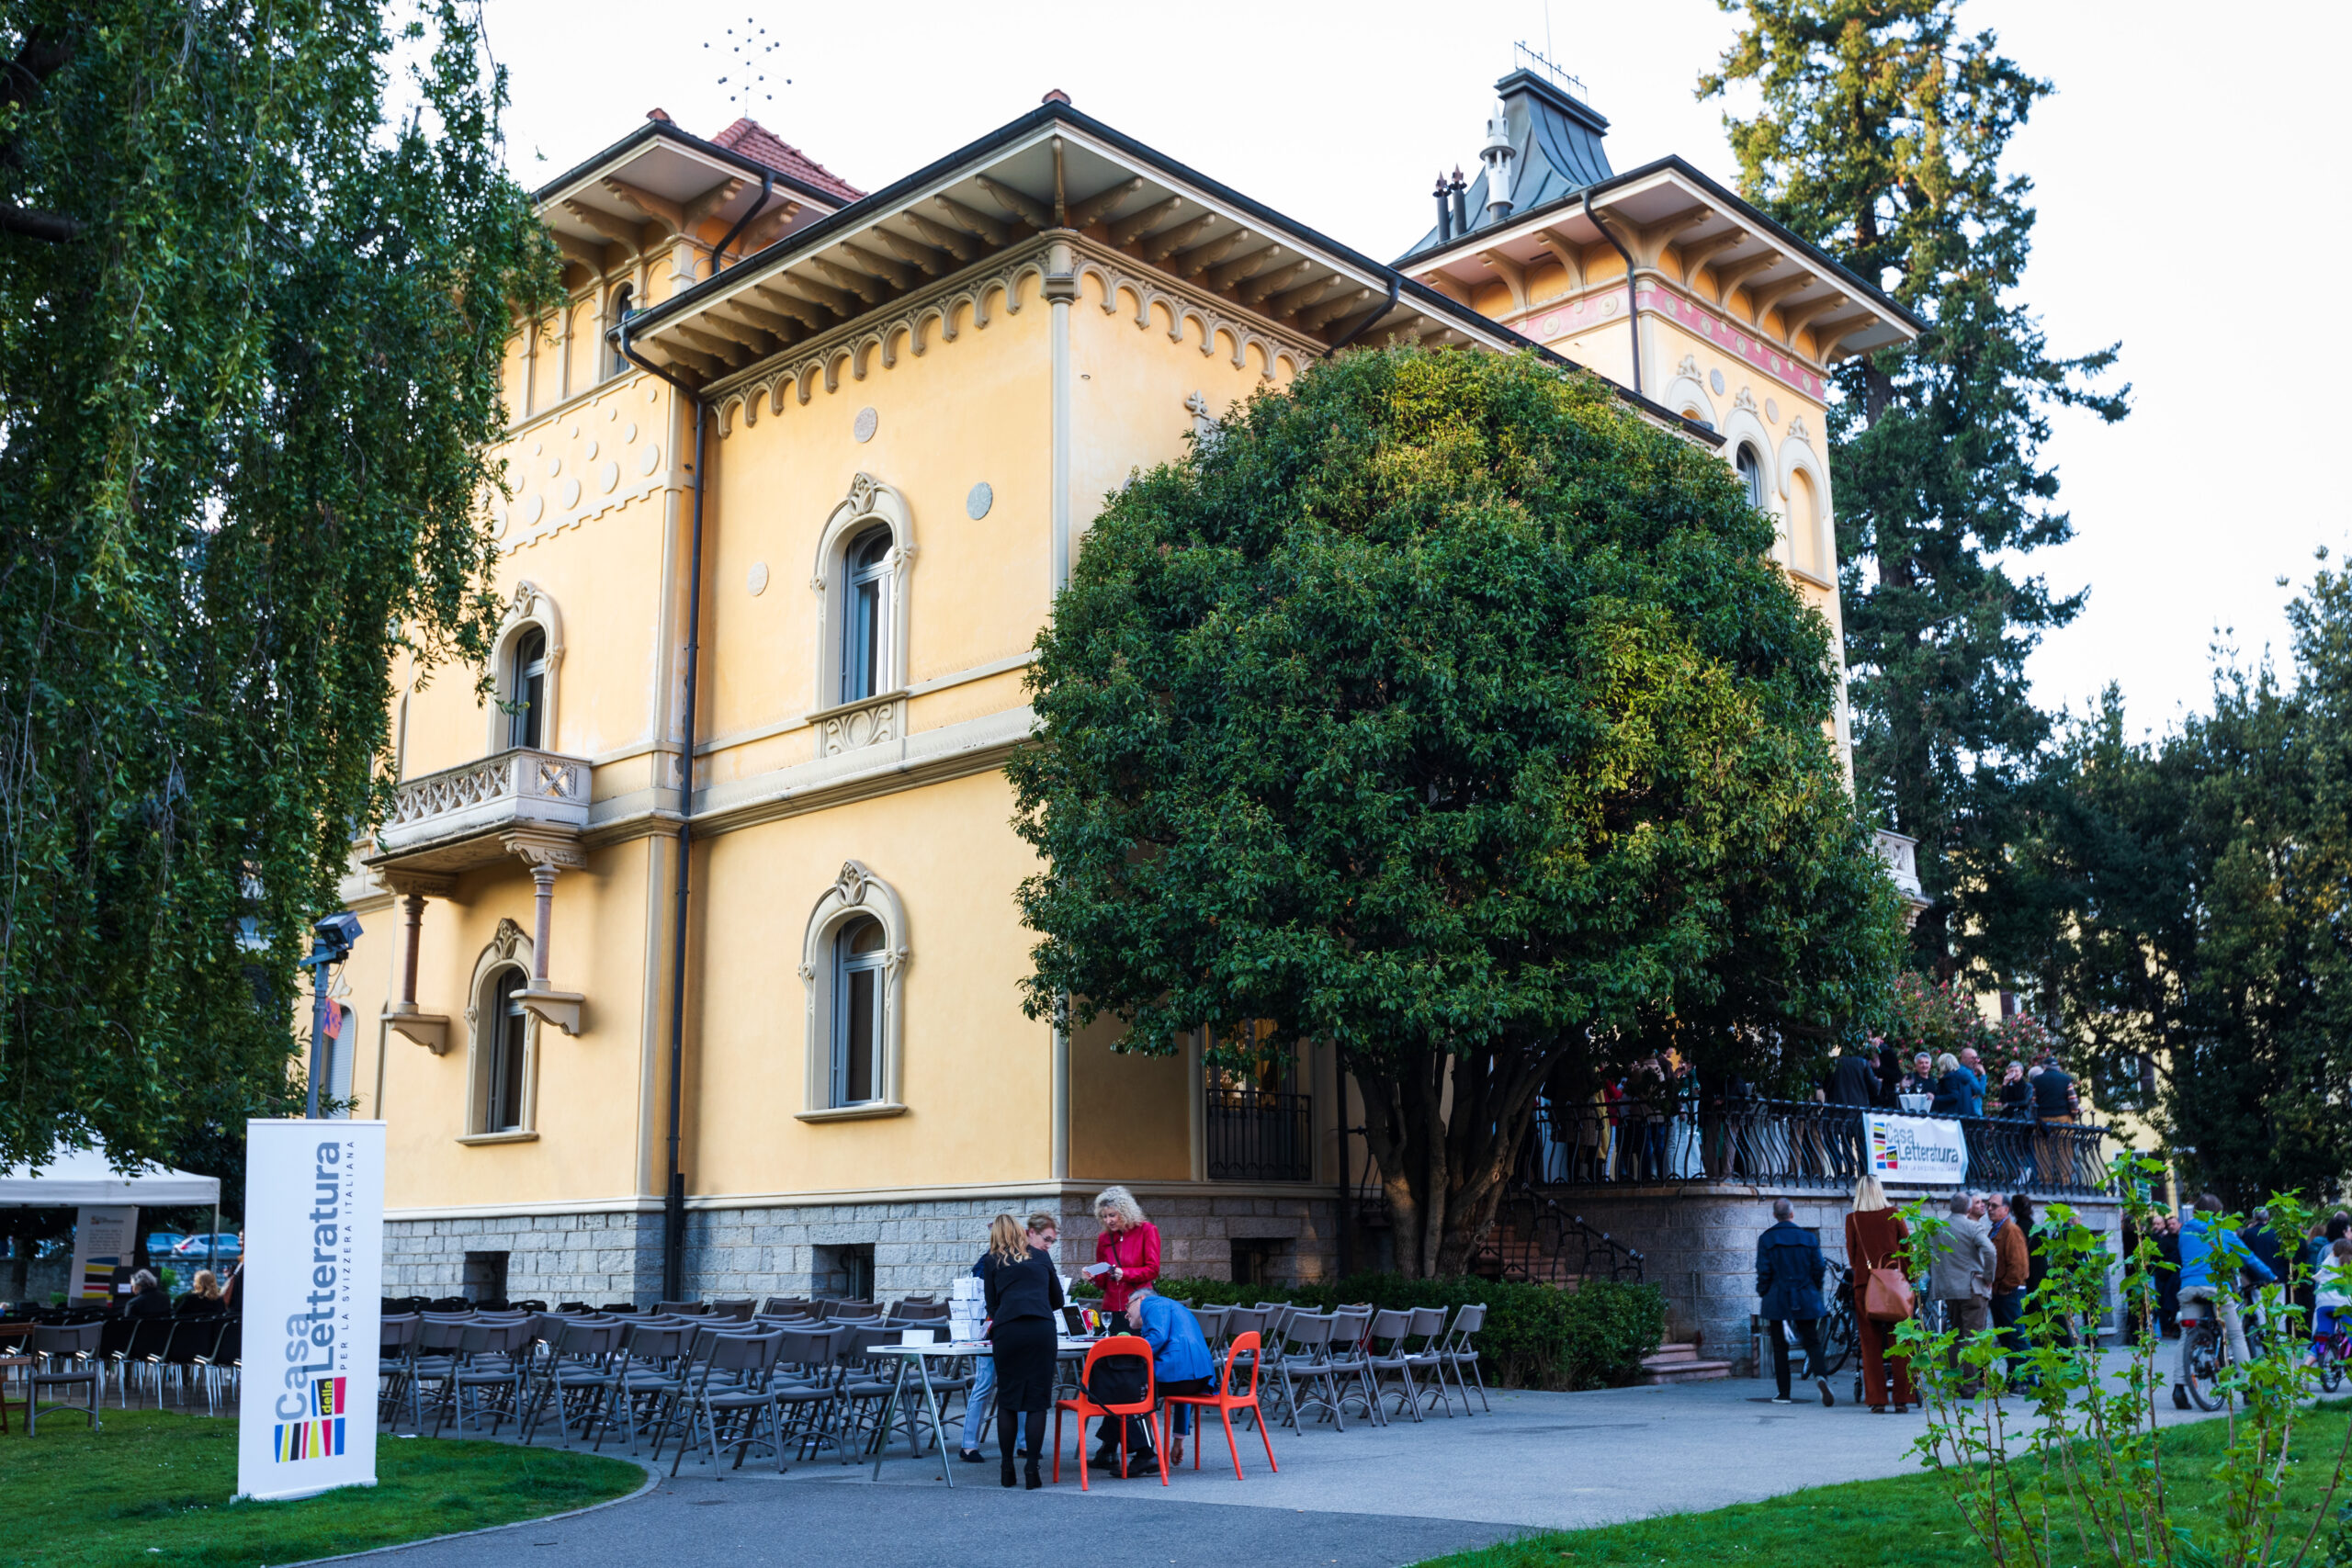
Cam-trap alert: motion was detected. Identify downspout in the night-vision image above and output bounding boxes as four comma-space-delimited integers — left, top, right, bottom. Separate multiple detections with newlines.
1325, 275, 1400, 358
1582, 191, 1641, 397
615, 311, 707, 1303
710, 172, 775, 275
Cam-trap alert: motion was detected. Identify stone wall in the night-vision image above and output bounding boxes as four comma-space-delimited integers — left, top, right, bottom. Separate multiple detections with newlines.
382, 1187, 1342, 1305
1558, 1184, 2124, 1374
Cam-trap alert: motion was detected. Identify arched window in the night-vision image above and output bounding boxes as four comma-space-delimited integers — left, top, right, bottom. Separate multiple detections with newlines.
1735, 444, 1766, 509
607, 284, 635, 378
508, 626, 548, 750
797, 861, 909, 1121
841, 529, 891, 705
484, 968, 530, 1133
831, 916, 887, 1106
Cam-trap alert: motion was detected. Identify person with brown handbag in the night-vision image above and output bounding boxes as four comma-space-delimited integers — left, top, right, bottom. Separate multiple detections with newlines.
1846, 1174, 1917, 1413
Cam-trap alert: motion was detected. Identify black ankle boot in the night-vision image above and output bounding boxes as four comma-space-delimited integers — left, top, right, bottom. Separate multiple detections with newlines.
1024, 1459, 1043, 1490
1001, 1456, 1016, 1488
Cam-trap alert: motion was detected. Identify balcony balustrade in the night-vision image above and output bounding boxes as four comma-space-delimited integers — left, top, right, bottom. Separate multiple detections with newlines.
373, 747, 592, 874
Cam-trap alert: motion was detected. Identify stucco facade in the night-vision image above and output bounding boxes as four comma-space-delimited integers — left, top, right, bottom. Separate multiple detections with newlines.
334, 77, 1918, 1306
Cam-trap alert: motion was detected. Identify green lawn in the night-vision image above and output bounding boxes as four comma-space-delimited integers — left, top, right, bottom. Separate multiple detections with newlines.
1418, 1404, 2352, 1568
8, 1409, 645, 1568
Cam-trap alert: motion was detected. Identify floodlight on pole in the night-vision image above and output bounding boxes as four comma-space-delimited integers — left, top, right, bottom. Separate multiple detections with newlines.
303, 912, 363, 1119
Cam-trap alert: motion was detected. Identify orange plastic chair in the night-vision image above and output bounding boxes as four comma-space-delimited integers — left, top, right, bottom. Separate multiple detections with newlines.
1160, 1329, 1279, 1480
1052, 1335, 1164, 1489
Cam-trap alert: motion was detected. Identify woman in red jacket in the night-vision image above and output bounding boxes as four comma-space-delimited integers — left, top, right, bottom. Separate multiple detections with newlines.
1090, 1185, 1161, 1468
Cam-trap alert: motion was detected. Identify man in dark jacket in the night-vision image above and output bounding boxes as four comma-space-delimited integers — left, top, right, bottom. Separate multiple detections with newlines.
1756, 1199, 1835, 1406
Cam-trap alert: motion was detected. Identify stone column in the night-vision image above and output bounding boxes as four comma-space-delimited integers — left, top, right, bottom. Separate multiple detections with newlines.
380, 871, 455, 1054
503, 831, 586, 1035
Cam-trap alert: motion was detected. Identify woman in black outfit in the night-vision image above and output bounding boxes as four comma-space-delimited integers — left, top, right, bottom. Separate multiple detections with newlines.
979, 1213, 1063, 1490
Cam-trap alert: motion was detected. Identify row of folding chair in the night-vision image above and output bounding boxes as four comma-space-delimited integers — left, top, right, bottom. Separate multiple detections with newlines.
1170, 1302, 1489, 1433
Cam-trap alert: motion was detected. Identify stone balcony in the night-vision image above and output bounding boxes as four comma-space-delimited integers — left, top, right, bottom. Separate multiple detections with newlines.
1872, 828, 1928, 924
370, 747, 592, 874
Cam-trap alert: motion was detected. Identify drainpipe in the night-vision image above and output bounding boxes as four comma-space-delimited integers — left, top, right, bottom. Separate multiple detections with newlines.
710, 172, 775, 275
1583, 191, 1641, 397
614, 311, 707, 1303
1324, 274, 1400, 358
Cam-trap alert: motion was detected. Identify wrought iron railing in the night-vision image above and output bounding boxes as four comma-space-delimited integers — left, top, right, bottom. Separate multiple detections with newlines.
1519, 1098, 2113, 1198
1205, 1088, 1312, 1181
1472, 1184, 1646, 1286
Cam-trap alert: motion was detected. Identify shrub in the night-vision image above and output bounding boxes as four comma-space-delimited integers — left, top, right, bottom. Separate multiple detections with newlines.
1118, 1272, 1666, 1391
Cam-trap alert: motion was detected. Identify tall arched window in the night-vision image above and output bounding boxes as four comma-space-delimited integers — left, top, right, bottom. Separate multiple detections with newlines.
508, 626, 548, 750
484, 968, 530, 1134
831, 916, 887, 1107
607, 284, 635, 378
1735, 444, 1766, 509
841, 529, 891, 704
1790, 468, 1826, 581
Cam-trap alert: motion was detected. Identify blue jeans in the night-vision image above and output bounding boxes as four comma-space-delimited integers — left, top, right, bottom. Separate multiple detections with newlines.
961, 1351, 997, 1451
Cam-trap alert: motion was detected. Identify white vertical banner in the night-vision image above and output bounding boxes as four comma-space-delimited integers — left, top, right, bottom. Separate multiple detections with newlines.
69, 1205, 136, 1301
237, 1119, 383, 1502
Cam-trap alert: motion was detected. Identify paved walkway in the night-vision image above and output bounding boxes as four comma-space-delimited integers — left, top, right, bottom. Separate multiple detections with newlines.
350, 1363, 2223, 1568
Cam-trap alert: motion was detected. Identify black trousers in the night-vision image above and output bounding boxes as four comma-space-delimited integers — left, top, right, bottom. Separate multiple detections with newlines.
989, 1316, 1056, 1464
1766, 1315, 1825, 1398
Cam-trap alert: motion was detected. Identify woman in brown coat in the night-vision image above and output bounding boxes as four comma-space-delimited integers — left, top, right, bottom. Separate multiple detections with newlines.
1846, 1173, 1917, 1413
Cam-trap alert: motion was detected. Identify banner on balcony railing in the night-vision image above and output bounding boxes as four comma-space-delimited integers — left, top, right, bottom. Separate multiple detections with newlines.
1862, 1112, 1968, 1185
235, 1119, 383, 1503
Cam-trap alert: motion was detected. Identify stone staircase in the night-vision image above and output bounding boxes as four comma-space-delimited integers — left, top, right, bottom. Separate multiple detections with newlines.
1465, 1185, 1645, 1290
1640, 1341, 1734, 1385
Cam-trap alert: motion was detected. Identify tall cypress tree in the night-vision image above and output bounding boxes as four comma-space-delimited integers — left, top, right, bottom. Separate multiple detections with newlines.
1702, 0, 2128, 973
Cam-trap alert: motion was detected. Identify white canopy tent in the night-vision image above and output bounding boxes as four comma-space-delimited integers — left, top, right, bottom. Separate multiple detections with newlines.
0, 1142, 220, 1207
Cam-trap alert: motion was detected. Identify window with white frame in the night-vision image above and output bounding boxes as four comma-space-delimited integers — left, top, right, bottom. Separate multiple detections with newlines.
507, 626, 548, 749
811, 474, 914, 725
1789, 468, 1828, 581
840, 529, 892, 705
607, 284, 635, 378
797, 861, 909, 1119
465, 919, 538, 1139
1735, 443, 1766, 509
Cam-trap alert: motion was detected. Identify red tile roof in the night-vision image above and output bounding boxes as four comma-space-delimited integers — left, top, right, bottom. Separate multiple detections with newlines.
708, 118, 865, 205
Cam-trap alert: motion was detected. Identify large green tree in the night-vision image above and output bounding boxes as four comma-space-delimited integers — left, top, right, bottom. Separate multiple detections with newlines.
1702, 0, 2128, 975
2015, 567, 2352, 1205
1010, 348, 1905, 1275
0, 2, 556, 1171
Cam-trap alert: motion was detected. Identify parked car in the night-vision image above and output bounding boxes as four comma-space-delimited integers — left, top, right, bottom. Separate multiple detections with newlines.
172, 1233, 240, 1261
146, 1232, 184, 1256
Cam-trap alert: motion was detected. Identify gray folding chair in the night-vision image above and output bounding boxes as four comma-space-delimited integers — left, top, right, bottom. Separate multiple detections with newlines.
670, 1328, 789, 1477
1364, 1309, 1425, 1422
28, 1322, 104, 1434
1438, 1303, 1491, 1414
1402, 1306, 1454, 1417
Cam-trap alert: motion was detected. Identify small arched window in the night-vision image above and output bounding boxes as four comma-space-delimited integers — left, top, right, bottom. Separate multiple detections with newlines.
831, 916, 887, 1107
841, 529, 891, 704
508, 626, 548, 750
484, 968, 530, 1134
1735, 444, 1766, 509
607, 285, 636, 378
1790, 468, 1826, 581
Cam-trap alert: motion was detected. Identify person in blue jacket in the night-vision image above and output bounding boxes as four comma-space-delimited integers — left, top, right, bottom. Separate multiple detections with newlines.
1756, 1198, 1835, 1406
2173, 1194, 2275, 1407
1122, 1280, 1216, 1467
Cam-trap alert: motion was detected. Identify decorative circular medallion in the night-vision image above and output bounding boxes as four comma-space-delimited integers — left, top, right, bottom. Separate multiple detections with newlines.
747, 561, 770, 596
648, 385, 661, 402
488, 505, 508, 539
584, 440, 599, 460
521, 494, 545, 525
607, 404, 619, 422
1601, 297, 1618, 317
569, 423, 581, 439
639, 443, 662, 476
547, 457, 563, 478
623, 422, 639, 444
1765, 398, 1781, 424
1708, 369, 1726, 396
967, 481, 994, 520
531, 442, 544, 457
558, 477, 581, 509
853, 406, 877, 443
598, 461, 620, 494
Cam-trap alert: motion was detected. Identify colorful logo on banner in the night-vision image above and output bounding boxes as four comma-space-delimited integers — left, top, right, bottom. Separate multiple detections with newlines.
273, 1377, 348, 1462
1870, 1122, 1900, 1172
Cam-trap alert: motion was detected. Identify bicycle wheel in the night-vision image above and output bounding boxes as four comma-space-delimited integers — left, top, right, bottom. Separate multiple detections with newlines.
1820, 1298, 1856, 1376
2320, 1355, 2344, 1395
2185, 1326, 2227, 1412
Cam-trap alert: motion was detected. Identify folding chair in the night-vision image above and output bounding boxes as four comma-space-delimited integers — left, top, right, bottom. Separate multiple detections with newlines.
1365, 1309, 1425, 1423
1053, 1335, 1164, 1490
1270, 1312, 1347, 1432
195, 1319, 242, 1416
1400, 1306, 1453, 1417
1438, 1303, 1492, 1414
28, 1322, 104, 1434
1323, 1309, 1379, 1426
378, 1314, 422, 1431
669, 1328, 788, 1477
111, 1319, 173, 1408
1162, 1330, 1279, 1480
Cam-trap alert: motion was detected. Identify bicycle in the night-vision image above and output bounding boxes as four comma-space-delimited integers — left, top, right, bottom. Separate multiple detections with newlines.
2180, 1295, 2272, 1412
2310, 1325, 2350, 1395
1818, 1262, 1857, 1377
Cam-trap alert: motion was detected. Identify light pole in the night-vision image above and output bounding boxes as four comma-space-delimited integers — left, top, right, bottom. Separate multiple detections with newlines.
302, 912, 364, 1119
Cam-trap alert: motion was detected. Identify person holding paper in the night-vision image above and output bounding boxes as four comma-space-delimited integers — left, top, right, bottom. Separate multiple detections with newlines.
1091, 1186, 1159, 1331
979, 1213, 1063, 1490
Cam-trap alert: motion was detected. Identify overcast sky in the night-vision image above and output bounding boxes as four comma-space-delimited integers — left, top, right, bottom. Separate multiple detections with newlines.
484, 0, 2350, 740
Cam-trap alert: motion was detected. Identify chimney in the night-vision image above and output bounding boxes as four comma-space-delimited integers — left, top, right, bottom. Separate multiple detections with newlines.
1448, 167, 1469, 236
1041, 88, 1070, 105
645, 107, 673, 123
1480, 99, 1518, 221
1434, 173, 1453, 243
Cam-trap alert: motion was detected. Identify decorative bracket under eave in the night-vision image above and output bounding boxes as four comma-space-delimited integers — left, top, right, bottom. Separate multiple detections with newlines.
515, 987, 585, 1037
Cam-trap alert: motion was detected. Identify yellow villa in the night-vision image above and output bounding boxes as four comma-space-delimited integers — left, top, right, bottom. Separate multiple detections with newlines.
327, 67, 1928, 1320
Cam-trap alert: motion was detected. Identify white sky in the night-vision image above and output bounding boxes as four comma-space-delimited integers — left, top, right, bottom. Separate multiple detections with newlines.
483, 0, 2351, 738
